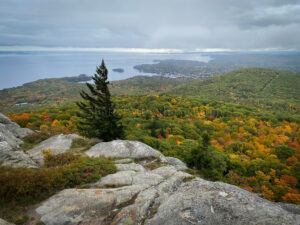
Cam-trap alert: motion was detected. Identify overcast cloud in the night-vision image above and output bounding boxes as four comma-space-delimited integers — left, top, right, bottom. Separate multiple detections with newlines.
0, 0, 300, 51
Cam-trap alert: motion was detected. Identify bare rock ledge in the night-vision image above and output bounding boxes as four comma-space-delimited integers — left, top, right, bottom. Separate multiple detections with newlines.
0, 113, 37, 168
36, 140, 300, 225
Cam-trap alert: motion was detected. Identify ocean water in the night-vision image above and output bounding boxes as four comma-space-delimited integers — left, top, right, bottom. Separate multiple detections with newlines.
0, 51, 211, 90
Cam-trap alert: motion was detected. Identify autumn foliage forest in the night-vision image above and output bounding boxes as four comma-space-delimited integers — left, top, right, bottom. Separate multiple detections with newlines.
7, 94, 300, 205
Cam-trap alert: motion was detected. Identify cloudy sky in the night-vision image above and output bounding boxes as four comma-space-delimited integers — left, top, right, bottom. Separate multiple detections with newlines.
0, 0, 300, 51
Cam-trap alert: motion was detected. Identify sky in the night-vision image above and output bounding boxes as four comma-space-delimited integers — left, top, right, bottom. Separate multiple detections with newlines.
0, 0, 300, 52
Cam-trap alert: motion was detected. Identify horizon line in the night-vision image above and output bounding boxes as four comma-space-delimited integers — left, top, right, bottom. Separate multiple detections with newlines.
0, 46, 298, 53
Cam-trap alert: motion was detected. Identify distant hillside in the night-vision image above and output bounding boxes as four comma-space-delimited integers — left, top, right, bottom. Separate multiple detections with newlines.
0, 75, 91, 113
134, 54, 300, 78
0, 75, 188, 112
168, 68, 300, 113
209, 53, 300, 73
1, 68, 299, 114
134, 59, 232, 78
111, 76, 188, 95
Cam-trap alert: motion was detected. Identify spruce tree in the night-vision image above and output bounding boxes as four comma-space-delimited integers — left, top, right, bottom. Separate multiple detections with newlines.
76, 59, 123, 141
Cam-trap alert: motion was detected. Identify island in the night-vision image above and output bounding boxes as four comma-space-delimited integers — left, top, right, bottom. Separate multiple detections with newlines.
112, 68, 124, 73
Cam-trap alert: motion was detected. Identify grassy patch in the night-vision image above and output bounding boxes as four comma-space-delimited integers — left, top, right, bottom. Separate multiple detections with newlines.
143, 159, 166, 170
183, 176, 196, 183
133, 157, 166, 170
184, 168, 200, 176
70, 138, 100, 152
15, 215, 29, 225
0, 202, 27, 225
21, 132, 52, 151
101, 184, 129, 189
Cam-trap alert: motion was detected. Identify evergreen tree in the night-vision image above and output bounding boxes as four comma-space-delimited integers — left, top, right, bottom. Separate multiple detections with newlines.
186, 133, 228, 180
76, 59, 123, 141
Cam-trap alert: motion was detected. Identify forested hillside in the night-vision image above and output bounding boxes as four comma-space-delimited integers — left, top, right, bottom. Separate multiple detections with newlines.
168, 68, 300, 113
7, 94, 300, 204
0, 75, 187, 112
110, 76, 188, 95
134, 59, 231, 78
209, 53, 300, 73
134, 54, 300, 77
1, 68, 299, 114
0, 75, 91, 113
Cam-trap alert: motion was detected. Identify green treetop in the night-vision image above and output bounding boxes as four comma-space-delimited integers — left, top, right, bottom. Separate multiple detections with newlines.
76, 60, 123, 141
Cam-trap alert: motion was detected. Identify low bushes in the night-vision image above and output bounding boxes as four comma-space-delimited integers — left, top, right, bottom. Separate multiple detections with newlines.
0, 153, 116, 204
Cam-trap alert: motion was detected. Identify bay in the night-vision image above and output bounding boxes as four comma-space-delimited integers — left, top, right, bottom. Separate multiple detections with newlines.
0, 51, 210, 90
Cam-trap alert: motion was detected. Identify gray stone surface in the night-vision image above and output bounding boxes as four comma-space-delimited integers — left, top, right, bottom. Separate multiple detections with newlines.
0, 113, 33, 151
0, 124, 23, 150
0, 113, 33, 139
116, 162, 146, 172
0, 113, 38, 168
86, 140, 167, 162
27, 134, 81, 164
37, 186, 148, 225
112, 170, 193, 224
94, 170, 164, 187
165, 156, 188, 170
5, 124, 33, 139
36, 140, 300, 225
0, 141, 12, 152
277, 202, 300, 215
0, 113, 12, 124
151, 165, 179, 178
145, 180, 300, 225
0, 150, 38, 168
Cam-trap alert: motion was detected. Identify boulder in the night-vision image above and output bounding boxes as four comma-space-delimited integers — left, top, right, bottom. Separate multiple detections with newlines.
145, 180, 300, 225
0, 113, 33, 151
0, 113, 33, 139
0, 150, 38, 168
0, 113, 38, 168
86, 140, 167, 162
165, 157, 187, 170
5, 124, 33, 139
0, 125, 23, 150
27, 134, 81, 164
0, 113, 12, 124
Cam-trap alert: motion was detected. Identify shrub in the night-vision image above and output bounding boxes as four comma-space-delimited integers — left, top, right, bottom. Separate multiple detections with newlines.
0, 154, 116, 204
44, 151, 79, 167
246, 159, 283, 176
291, 162, 300, 187
186, 134, 229, 181
273, 145, 296, 160
142, 136, 171, 153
